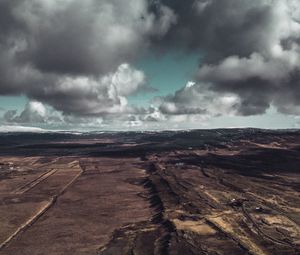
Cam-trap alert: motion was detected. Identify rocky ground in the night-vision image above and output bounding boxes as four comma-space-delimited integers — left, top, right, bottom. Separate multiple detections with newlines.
0, 129, 299, 255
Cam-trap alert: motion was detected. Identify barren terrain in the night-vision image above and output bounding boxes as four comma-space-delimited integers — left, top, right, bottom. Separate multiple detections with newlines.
0, 129, 299, 255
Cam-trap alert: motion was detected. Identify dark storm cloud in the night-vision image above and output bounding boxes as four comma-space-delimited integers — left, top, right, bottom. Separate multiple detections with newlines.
13, 0, 175, 76
0, 0, 176, 117
1, 0, 300, 123
157, 0, 300, 116
156, 0, 275, 62
0, 0, 24, 41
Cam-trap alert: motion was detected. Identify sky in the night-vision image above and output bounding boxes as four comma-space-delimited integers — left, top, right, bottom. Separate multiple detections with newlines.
0, 0, 300, 131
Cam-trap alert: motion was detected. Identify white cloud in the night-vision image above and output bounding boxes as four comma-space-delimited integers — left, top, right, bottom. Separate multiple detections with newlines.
0, 125, 47, 133
3, 101, 63, 124
43, 63, 146, 116
0, 0, 176, 118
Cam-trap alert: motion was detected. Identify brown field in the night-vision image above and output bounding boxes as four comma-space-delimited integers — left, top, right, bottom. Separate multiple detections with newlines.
0, 129, 299, 254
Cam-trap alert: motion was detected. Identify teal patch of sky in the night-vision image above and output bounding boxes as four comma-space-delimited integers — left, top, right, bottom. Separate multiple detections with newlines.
0, 95, 27, 113
129, 50, 199, 106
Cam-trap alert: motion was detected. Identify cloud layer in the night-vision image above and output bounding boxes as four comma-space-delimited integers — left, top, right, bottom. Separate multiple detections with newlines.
158, 0, 300, 116
0, 0, 175, 116
1, 0, 300, 129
